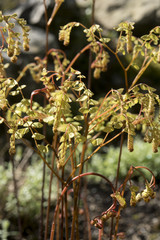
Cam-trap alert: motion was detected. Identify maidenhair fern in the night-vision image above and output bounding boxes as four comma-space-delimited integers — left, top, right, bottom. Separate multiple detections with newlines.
0, 7, 160, 240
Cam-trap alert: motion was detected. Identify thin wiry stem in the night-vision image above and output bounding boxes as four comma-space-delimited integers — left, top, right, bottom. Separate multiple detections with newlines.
40, 0, 48, 227
47, 1, 64, 27
50, 172, 115, 240
64, 191, 69, 240
43, 0, 49, 56
60, 167, 65, 240
39, 159, 46, 240
11, 155, 22, 240
130, 57, 153, 88
45, 133, 58, 240
70, 114, 89, 240
64, 44, 91, 74
87, 0, 96, 90
83, 181, 92, 240
110, 133, 124, 239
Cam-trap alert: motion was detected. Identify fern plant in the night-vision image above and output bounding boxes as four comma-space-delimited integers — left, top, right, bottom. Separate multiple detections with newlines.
0, 1, 159, 239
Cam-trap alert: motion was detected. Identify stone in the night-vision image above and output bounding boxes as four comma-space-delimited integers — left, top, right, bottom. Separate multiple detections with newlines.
76, 0, 160, 32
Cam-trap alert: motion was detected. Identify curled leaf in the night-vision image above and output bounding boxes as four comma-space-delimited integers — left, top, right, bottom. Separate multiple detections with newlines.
111, 192, 126, 208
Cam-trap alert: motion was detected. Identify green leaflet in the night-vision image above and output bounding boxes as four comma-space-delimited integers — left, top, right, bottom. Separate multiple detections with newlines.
43, 116, 54, 123
16, 85, 26, 90
111, 192, 126, 208
15, 128, 29, 139
9, 90, 20, 96
32, 122, 43, 128
37, 144, 49, 154
0, 99, 8, 109
91, 138, 103, 146
79, 107, 89, 114
57, 124, 69, 132
0, 117, 4, 124
73, 115, 84, 121
88, 99, 99, 105
32, 133, 45, 140
99, 37, 111, 43
76, 95, 88, 102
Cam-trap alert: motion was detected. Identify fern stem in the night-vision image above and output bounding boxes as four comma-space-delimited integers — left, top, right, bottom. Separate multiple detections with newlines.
130, 57, 153, 88
111, 133, 124, 239
60, 167, 65, 240
64, 192, 69, 240
64, 44, 91, 74
50, 172, 116, 240
45, 132, 58, 240
11, 155, 22, 240
39, 160, 46, 240
87, 0, 96, 89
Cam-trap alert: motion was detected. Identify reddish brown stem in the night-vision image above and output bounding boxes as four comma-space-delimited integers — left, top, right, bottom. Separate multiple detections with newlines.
50, 172, 115, 240
45, 133, 58, 240
64, 44, 91, 74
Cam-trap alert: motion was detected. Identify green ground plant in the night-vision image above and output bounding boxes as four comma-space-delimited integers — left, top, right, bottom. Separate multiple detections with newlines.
89, 137, 160, 182
0, 0, 160, 239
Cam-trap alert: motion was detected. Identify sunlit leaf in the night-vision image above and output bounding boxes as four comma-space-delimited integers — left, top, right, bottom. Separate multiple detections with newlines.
32, 133, 45, 140
111, 192, 126, 208
17, 85, 26, 90
73, 115, 84, 120
0, 117, 4, 124
69, 132, 74, 138
131, 63, 140, 70
99, 37, 111, 43
73, 85, 84, 91
130, 185, 139, 192
57, 124, 68, 132
76, 95, 88, 102
32, 122, 43, 128
75, 135, 86, 143
88, 99, 99, 105
9, 90, 20, 96
43, 116, 54, 123
15, 128, 29, 139
0, 99, 8, 109
66, 117, 73, 122
141, 35, 150, 41
145, 42, 152, 49
24, 121, 33, 127
103, 126, 114, 133
37, 144, 49, 153
84, 89, 94, 97
89, 107, 98, 114
91, 138, 103, 146
79, 107, 89, 114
